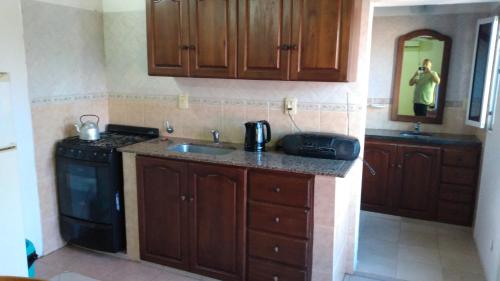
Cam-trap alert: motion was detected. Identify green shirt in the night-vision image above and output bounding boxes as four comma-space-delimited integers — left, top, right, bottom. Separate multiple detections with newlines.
413, 71, 438, 105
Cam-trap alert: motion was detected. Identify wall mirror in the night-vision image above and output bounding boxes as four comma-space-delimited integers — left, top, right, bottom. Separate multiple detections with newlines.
391, 29, 452, 124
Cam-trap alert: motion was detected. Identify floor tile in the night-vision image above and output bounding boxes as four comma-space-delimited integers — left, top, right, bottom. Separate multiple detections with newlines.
396, 260, 443, 281
398, 245, 441, 265
442, 268, 486, 281
357, 252, 397, 278
50, 272, 100, 281
359, 217, 401, 243
35, 260, 62, 280
400, 230, 439, 249
440, 251, 484, 274
401, 218, 438, 235
359, 238, 399, 260
438, 236, 478, 256
151, 270, 199, 281
101, 259, 163, 281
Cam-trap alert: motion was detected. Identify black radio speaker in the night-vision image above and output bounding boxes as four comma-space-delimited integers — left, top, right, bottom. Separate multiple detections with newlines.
279, 132, 360, 160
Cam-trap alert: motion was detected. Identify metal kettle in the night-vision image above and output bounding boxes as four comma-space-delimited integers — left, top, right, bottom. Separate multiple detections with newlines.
74, 114, 101, 141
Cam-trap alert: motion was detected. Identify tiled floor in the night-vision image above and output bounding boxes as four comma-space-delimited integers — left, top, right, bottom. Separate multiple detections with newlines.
357, 211, 486, 281
36, 211, 485, 281
35, 246, 215, 281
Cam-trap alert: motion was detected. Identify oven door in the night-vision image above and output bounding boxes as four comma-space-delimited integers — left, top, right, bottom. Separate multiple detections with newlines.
56, 157, 117, 224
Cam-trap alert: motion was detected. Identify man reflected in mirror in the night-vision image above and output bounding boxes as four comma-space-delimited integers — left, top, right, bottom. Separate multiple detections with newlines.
409, 59, 441, 116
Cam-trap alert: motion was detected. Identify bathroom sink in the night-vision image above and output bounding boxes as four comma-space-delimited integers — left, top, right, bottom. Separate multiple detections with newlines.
167, 143, 236, 156
400, 131, 433, 137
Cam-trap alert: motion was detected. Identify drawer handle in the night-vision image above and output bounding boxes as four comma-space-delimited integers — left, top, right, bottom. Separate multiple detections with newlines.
274, 217, 280, 223
274, 187, 281, 193
180, 195, 186, 201
273, 245, 279, 253
273, 276, 279, 281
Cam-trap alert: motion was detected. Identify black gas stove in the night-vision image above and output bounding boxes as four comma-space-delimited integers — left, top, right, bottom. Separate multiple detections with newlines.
56, 124, 159, 252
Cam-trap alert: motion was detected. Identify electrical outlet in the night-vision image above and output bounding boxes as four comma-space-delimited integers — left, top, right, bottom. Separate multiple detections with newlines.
284, 97, 298, 115
178, 94, 189, 109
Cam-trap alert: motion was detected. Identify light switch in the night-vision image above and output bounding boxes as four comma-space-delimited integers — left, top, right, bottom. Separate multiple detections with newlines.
178, 94, 189, 109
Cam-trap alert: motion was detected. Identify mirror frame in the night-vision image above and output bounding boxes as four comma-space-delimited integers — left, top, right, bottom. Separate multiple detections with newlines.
391, 29, 452, 124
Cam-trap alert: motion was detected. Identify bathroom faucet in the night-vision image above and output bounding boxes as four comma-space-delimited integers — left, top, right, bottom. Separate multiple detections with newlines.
211, 130, 220, 144
414, 122, 422, 133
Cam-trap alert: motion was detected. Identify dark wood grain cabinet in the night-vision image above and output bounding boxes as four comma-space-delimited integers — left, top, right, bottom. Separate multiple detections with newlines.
147, 0, 357, 81
137, 157, 246, 280
362, 139, 481, 226
147, 0, 237, 78
137, 156, 315, 281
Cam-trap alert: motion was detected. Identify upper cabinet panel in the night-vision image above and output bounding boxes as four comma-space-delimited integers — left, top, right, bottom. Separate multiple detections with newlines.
238, 0, 291, 80
189, 0, 237, 78
147, 0, 190, 76
290, 0, 353, 81
146, 0, 358, 82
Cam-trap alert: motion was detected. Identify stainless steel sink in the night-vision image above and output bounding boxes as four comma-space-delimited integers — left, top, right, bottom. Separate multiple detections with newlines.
167, 143, 236, 155
400, 131, 433, 137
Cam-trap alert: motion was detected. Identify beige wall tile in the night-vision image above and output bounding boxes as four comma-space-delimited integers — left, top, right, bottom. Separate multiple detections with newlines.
320, 111, 348, 135
222, 103, 247, 144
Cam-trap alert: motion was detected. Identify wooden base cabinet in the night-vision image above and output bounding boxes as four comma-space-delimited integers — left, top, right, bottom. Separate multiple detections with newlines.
137, 157, 246, 281
362, 139, 481, 226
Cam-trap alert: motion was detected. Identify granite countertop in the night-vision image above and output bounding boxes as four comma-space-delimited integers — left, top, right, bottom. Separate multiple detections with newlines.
366, 129, 481, 146
118, 137, 355, 177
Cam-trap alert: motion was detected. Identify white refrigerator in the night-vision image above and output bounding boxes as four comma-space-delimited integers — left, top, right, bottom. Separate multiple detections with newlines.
0, 72, 28, 276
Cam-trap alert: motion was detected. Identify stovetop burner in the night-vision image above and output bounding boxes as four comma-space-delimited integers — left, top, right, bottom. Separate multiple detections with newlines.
61, 133, 153, 149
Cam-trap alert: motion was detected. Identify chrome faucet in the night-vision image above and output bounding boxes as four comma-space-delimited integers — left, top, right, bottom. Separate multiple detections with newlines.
414, 122, 422, 133
211, 130, 220, 144
165, 121, 174, 134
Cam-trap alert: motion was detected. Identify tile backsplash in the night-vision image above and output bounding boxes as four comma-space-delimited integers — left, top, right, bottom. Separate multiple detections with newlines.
108, 95, 364, 145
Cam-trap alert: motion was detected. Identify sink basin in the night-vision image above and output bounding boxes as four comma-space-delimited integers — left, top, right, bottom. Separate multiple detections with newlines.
167, 143, 236, 156
400, 131, 433, 137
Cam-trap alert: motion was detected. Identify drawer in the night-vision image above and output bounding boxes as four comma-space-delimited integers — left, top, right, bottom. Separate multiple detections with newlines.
249, 202, 310, 239
249, 170, 313, 208
248, 258, 307, 281
249, 230, 308, 268
441, 166, 476, 186
440, 184, 475, 203
443, 148, 479, 168
438, 200, 474, 226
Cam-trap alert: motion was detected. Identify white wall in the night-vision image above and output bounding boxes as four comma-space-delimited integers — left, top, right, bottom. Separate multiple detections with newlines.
0, 0, 41, 275
474, 83, 500, 281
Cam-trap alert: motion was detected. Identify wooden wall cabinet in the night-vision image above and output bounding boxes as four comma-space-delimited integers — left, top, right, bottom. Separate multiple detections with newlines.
362, 139, 481, 226
147, 0, 357, 82
147, 0, 237, 78
137, 157, 246, 280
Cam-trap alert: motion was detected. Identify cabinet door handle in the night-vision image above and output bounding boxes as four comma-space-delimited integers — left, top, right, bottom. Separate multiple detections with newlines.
274, 217, 280, 223
278, 44, 290, 51
179, 45, 189, 50
153, 0, 163, 3
180, 195, 186, 201
289, 44, 298, 50
273, 276, 279, 281
189, 197, 194, 202
188, 45, 196, 50
273, 246, 280, 253
397, 164, 403, 169
274, 187, 281, 193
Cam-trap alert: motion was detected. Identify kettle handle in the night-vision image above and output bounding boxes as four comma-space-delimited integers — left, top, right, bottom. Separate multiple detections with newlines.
260, 120, 272, 143
80, 114, 100, 125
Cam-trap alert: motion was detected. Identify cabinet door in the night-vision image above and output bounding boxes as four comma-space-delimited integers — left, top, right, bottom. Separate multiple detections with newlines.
147, 0, 190, 76
290, 0, 353, 81
189, 0, 237, 78
395, 145, 441, 219
361, 141, 397, 213
188, 163, 247, 281
137, 157, 189, 270
238, 0, 292, 80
